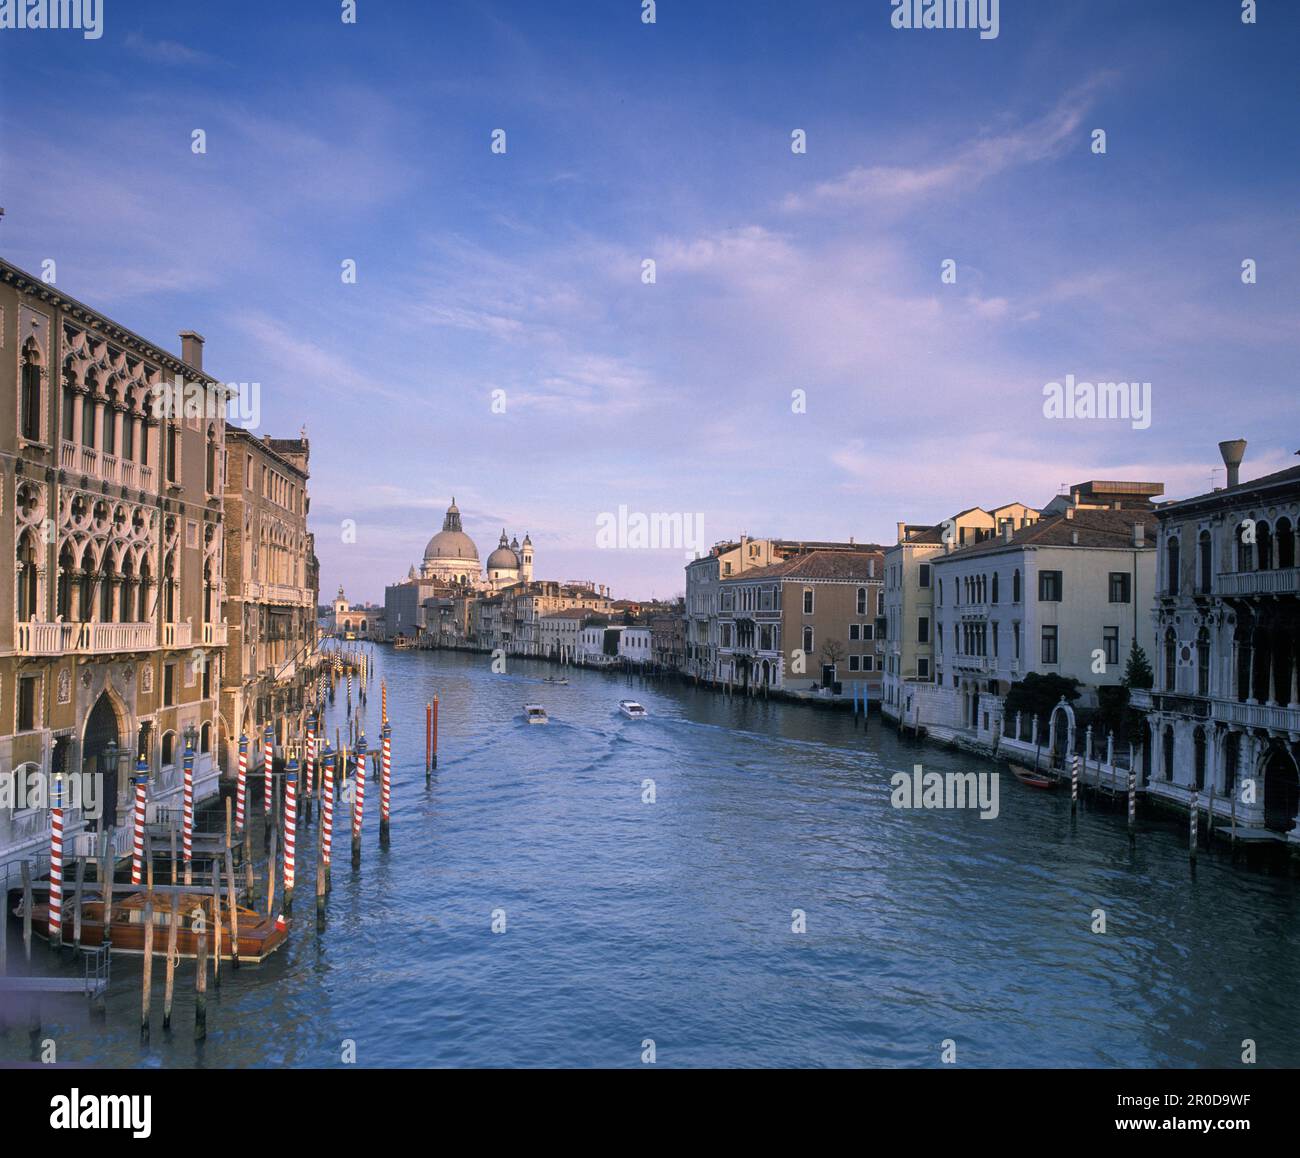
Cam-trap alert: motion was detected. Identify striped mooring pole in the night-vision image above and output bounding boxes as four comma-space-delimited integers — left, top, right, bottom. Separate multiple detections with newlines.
306, 713, 317, 799
352, 734, 367, 865
182, 742, 195, 882
1189, 789, 1199, 860
1070, 753, 1080, 815
1127, 765, 1136, 834
131, 763, 150, 884
380, 722, 392, 846
381, 680, 387, 726
235, 734, 249, 835
48, 774, 65, 948
263, 722, 275, 818
321, 742, 335, 886
279, 761, 298, 927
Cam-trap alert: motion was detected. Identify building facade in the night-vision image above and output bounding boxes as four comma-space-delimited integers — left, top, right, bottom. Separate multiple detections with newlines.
219, 428, 319, 759
3, 258, 229, 883
1132, 443, 1300, 840
882, 503, 1040, 725
927, 494, 1159, 745
715, 549, 885, 697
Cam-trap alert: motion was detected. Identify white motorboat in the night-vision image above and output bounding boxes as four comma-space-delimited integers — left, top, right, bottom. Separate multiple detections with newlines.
619, 700, 648, 719
524, 703, 549, 725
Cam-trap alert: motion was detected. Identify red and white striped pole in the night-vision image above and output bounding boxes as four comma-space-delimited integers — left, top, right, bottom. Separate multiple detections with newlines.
182, 742, 195, 884
351, 735, 367, 865
48, 774, 65, 947
321, 743, 335, 883
305, 714, 317, 803
278, 760, 298, 930
131, 761, 150, 885
262, 723, 275, 818
380, 722, 392, 846
235, 733, 248, 834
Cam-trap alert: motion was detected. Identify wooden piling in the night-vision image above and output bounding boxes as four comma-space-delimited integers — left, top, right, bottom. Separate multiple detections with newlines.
211, 876, 222, 989
163, 893, 179, 1030
99, 828, 113, 952
265, 825, 278, 921
194, 913, 208, 1042
1207, 776, 1216, 841
244, 820, 255, 905
72, 856, 85, 951
21, 861, 32, 963
141, 893, 154, 1042
225, 849, 241, 970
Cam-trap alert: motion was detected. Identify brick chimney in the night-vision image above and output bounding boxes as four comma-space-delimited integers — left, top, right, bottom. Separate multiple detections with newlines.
179, 330, 205, 371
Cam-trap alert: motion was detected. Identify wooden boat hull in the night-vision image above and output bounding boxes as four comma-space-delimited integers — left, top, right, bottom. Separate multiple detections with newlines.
1009, 764, 1055, 790
15, 895, 288, 963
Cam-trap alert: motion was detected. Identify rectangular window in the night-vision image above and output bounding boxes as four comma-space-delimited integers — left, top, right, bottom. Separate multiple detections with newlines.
917, 616, 930, 644
863, 655, 874, 672
62, 390, 75, 441
856, 588, 867, 615
863, 623, 875, 641
803, 588, 814, 614
17, 675, 39, 732
1039, 571, 1063, 601
1014, 622, 1021, 659
918, 563, 931, 588
849, 656, 861, 672
849, 624, 860, 641
163, 664, 176, 706
1103, 626, 1119, 666
917, 657, 930, 680
1108, 572, 1131, 603
82, 399, 96, 447
1041, 625, 1058, 665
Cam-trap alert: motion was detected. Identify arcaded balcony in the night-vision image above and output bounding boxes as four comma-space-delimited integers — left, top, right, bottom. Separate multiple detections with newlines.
14, 620, 157, 655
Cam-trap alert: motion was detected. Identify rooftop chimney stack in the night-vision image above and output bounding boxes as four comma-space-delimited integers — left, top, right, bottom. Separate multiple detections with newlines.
1219, 439, 1247, 489
1133, 523, 1145, 548
897, 521, 906, 544
179, 330, 205, 372
1003, 522, 1013, 543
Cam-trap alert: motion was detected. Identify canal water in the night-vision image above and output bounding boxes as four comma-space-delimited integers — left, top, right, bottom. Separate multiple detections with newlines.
3, 647, 1299, 1068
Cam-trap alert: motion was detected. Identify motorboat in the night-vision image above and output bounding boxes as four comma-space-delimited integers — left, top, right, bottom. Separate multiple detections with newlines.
524, 704, 549, 725
619, 700, 648, 719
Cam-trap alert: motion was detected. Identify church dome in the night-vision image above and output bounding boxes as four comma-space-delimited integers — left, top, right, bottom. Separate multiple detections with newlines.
486, 530, 520, 572
424, 498, 480, 564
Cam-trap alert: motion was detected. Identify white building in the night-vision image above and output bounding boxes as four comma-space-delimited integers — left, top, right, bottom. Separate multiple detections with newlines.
926, 490, 1160, 746
579, 621, 621, 666
619, 626, 652, 665
882, 502, 1039, 727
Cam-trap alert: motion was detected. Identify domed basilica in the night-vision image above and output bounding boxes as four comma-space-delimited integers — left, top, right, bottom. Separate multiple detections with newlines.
417, 498, 533, 593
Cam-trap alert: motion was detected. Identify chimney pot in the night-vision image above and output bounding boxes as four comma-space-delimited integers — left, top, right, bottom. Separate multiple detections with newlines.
896, 521, 906, 544
1133, 522, 1145, 547
179, 330, 205, 372
1219, 439, 1247, 488
1002, 523, 1013, 542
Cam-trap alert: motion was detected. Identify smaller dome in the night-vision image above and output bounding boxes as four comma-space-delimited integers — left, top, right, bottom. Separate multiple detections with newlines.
487, 530, 519, 572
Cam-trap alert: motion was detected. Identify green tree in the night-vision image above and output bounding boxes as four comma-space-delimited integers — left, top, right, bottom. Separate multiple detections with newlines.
1003, 672, 1081, 730
1122, 639, 1154, 690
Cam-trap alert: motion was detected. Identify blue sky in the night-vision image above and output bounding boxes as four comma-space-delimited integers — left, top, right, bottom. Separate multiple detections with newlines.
2, 0, 1296, 602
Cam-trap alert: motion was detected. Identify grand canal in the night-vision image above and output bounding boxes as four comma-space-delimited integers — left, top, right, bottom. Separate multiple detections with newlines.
3, 647, 1299, 1068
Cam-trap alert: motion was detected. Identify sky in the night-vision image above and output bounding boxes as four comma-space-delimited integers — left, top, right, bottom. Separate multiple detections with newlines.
2, 0, 1296, 603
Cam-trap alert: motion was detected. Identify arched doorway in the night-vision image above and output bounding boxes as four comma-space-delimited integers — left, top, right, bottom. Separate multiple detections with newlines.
82, 691, 125, 830
1048, 699, 1074, 770
1262, 743, 1299, 833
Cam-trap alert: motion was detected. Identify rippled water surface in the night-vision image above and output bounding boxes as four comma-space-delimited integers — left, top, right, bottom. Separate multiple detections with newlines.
3, 648, 1298, 1068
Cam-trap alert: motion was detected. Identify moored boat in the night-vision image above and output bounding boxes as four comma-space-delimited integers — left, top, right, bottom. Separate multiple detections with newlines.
1009, 763, 1055, 790
15, 891, 288, 963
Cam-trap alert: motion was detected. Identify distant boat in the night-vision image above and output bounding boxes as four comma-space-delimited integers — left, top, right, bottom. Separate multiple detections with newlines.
543, 676, 569, 686
524, 704, 549, 725
1009, 763, 1054, 790
393, 637, 416, 650
619, 700, 648, 719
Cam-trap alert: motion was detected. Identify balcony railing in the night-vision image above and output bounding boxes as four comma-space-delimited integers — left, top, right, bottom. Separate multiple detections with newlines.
161, 621, 193, 648
1215, 568, 1300, 598
15, 620, 156, 654
1213, 699, 1299, 732
202, 622, 228, 646
59, 439, 156, 493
